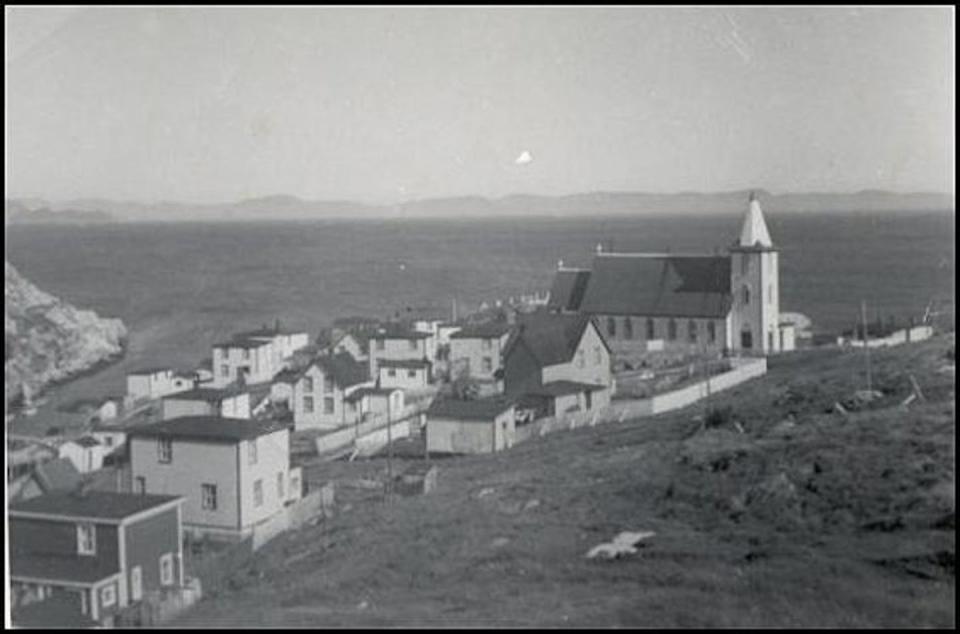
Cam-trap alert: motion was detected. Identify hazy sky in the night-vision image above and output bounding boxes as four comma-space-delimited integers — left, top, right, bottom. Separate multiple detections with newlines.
5, 6, 955, 204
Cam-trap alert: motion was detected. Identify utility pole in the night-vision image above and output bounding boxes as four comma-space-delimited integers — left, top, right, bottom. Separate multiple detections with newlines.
861, 300, 872, 393
385, 395, 393, 500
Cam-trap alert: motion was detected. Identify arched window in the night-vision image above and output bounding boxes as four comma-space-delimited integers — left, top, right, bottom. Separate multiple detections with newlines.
742, 285, 751, 305
646, 318, 655, 339
624, 317, 633, 340
668, 319, 677, 341
688, 319, 697, 342
707, 321, 716, 343
607, 317, 616, 338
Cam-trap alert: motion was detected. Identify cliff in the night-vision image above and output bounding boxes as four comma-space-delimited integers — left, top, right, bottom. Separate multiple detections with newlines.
5, 261, 127, 405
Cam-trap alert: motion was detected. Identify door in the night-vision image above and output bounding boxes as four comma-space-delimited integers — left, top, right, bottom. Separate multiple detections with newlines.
740, 328, 752, 350
130, 566, 143, 602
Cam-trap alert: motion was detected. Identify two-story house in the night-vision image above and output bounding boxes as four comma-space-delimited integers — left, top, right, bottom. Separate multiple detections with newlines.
127, 417, 301, 539
210, 337, 276, 388
448, 322, 514, 381
126, 368, 193, 403
368, 324, 434, 379
503, 312, 613, 417
282, 353, 370, 430
377, 359, 432, 390
9, 490, 185, 628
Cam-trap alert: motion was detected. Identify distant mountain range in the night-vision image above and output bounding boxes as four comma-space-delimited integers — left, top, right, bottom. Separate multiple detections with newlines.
5, 190, 954, 224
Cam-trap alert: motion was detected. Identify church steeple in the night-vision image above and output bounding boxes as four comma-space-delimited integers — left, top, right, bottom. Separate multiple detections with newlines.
737, 191, 774, 248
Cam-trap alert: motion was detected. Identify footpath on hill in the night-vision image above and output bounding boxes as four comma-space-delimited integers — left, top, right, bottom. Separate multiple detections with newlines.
172, 333, 956, 628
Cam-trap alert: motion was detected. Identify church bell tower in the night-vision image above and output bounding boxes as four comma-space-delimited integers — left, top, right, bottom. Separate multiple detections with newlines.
729, 192, 781, 354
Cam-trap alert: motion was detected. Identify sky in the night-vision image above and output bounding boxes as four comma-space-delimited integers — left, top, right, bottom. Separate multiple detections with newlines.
4, 5, 955, 205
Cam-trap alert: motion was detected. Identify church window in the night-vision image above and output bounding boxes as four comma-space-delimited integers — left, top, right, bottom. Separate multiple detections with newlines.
646, 318, 655, 339
607, 317, 616, 338
668, 319, 677, 341
624, 318, 633, 340
688, 320, 697, 342
742, 285, 750, 305
707, 321, 716, 343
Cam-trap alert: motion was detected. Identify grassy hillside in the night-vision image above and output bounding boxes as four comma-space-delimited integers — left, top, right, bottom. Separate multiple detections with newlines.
173, 334, 955, 628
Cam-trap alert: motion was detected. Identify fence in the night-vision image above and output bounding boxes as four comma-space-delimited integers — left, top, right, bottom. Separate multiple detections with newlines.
251, 482, 336, 551
515, 357, 767, 444
314, 407, 425, 459
837, 325, 934, 349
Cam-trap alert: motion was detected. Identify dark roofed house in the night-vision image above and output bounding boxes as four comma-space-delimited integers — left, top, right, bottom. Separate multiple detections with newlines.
368, 322, 436, 379
10, 457, 82, 502
378, 357, 433, 390
160, 386, 252, 420
547, 267, 592, 313
426, 395, 517, 455
9, 490, 185, 627
448, 321, 515, 382
282, 352, 373, 431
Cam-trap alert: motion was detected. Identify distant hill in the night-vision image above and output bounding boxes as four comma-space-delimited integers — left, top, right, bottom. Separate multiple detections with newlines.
5, 190, 954, 223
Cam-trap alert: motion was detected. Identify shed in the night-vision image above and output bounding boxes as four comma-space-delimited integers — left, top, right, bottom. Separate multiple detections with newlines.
426, 396, 517, 455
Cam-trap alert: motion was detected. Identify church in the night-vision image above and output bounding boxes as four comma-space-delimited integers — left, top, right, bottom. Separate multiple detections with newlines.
546, 193, 796, 360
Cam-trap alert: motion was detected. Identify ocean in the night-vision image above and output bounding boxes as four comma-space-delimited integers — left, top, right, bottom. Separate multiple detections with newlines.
5, 210, 955, 407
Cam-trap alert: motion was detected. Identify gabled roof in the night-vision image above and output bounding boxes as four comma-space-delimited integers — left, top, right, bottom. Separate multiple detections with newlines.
449, 322, 514, 339
32, 457, 81, 493
344, 386, 402, 402
10, 490, 182, 521
273, 367, 307, 385
314, 352, 369, 388
371, 324, 432, 340
127, 416, 286, 443
212, 337, 273, 350
378, 358, 432, 370
547, 269, 592, 312
576, 254, 732, 318
428, 395, 516, 421
504, 313, 606, 368
128, 366, 173, 376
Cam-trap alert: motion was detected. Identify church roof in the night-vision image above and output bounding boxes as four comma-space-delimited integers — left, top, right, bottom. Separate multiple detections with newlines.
546, 269, 592, 312
737, 192, 774, 248
573, 254, 732, 318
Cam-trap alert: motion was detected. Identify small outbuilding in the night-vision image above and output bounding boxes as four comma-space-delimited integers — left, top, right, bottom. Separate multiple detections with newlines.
426, 396, 516, 455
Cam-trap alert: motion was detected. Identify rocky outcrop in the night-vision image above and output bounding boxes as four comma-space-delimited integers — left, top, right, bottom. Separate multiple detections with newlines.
5, 261, 127, 405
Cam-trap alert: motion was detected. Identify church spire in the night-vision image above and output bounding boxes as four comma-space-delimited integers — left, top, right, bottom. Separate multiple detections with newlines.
737, 191, 773, 248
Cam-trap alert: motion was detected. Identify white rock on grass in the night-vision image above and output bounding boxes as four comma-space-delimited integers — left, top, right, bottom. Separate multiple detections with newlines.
586, 531, 656, 560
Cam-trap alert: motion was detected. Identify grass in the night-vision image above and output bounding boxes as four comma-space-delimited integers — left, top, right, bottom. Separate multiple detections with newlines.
171, 334, 955, 628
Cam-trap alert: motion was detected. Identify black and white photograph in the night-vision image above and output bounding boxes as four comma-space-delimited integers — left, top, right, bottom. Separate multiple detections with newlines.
4, 5, 955, 628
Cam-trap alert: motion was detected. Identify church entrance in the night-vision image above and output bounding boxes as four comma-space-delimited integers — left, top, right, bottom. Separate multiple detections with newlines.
740, 329, 753, 350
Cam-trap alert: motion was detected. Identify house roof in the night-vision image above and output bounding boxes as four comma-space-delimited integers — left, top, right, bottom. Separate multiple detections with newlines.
273, 367, 306, 385
449, 322, 514, 339
234, 325, 305, 338
127, 416, 286, 443
575, 254, 733, 318
12, 592, 101, 628
127, 366, 173, 376
315, 352, 369, 388
10, 490, 182, 521
74, 436, 101, 448
428, 396, 516, 421
504, 312, 606, 368
212, 337, 273, 350
344, 386, 401, 402
332, 331, 373, 355
371, 324, 432, 340
526, 380, 608, 397
161, 387, 243, 403
547, 269, 592, 312
32, 457, 82, 493
378, 358, 432, 370
10, 550, 120, 585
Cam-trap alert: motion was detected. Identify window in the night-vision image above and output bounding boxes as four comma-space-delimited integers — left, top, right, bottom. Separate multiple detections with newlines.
387, 368, 397, 377
248, 440, 258, 465
688, 320, 697, 342
594, 346, 602, 365
624, 317, 633, 340
768, 331, 775, 350
376, 339, 385, 351
482, 357, 492, 373
253, 479, 264, 507
707, 321, 716, 344
482, 338, 492, 350
130, 566, 143, 601
77, 523, 96, 556
742, 285, 751, 305
741, 257, 748, 275
303, 396, 314, 413
104, 436, 114, 447
221, 364, 230, 377
201, 484, 218, 510
607, 317, 616, 338
158, 438, 172, 464
303, 376, 314, 392
159, 553, 174, 586
277, 472, 285, 499
646, 318, 655, 339
577, 350, 585, 368
242, 349, 250, 360
408, 339, 418, 351
100, 583, 116, 607
324, 397, 334, 414
407, 369, 416, 378
135, 476, 146, 495
668, 319, 677, 341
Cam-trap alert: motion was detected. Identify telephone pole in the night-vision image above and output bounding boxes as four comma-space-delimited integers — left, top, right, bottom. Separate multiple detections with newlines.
385, 395, 393, 500
861, 300, 872, 393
